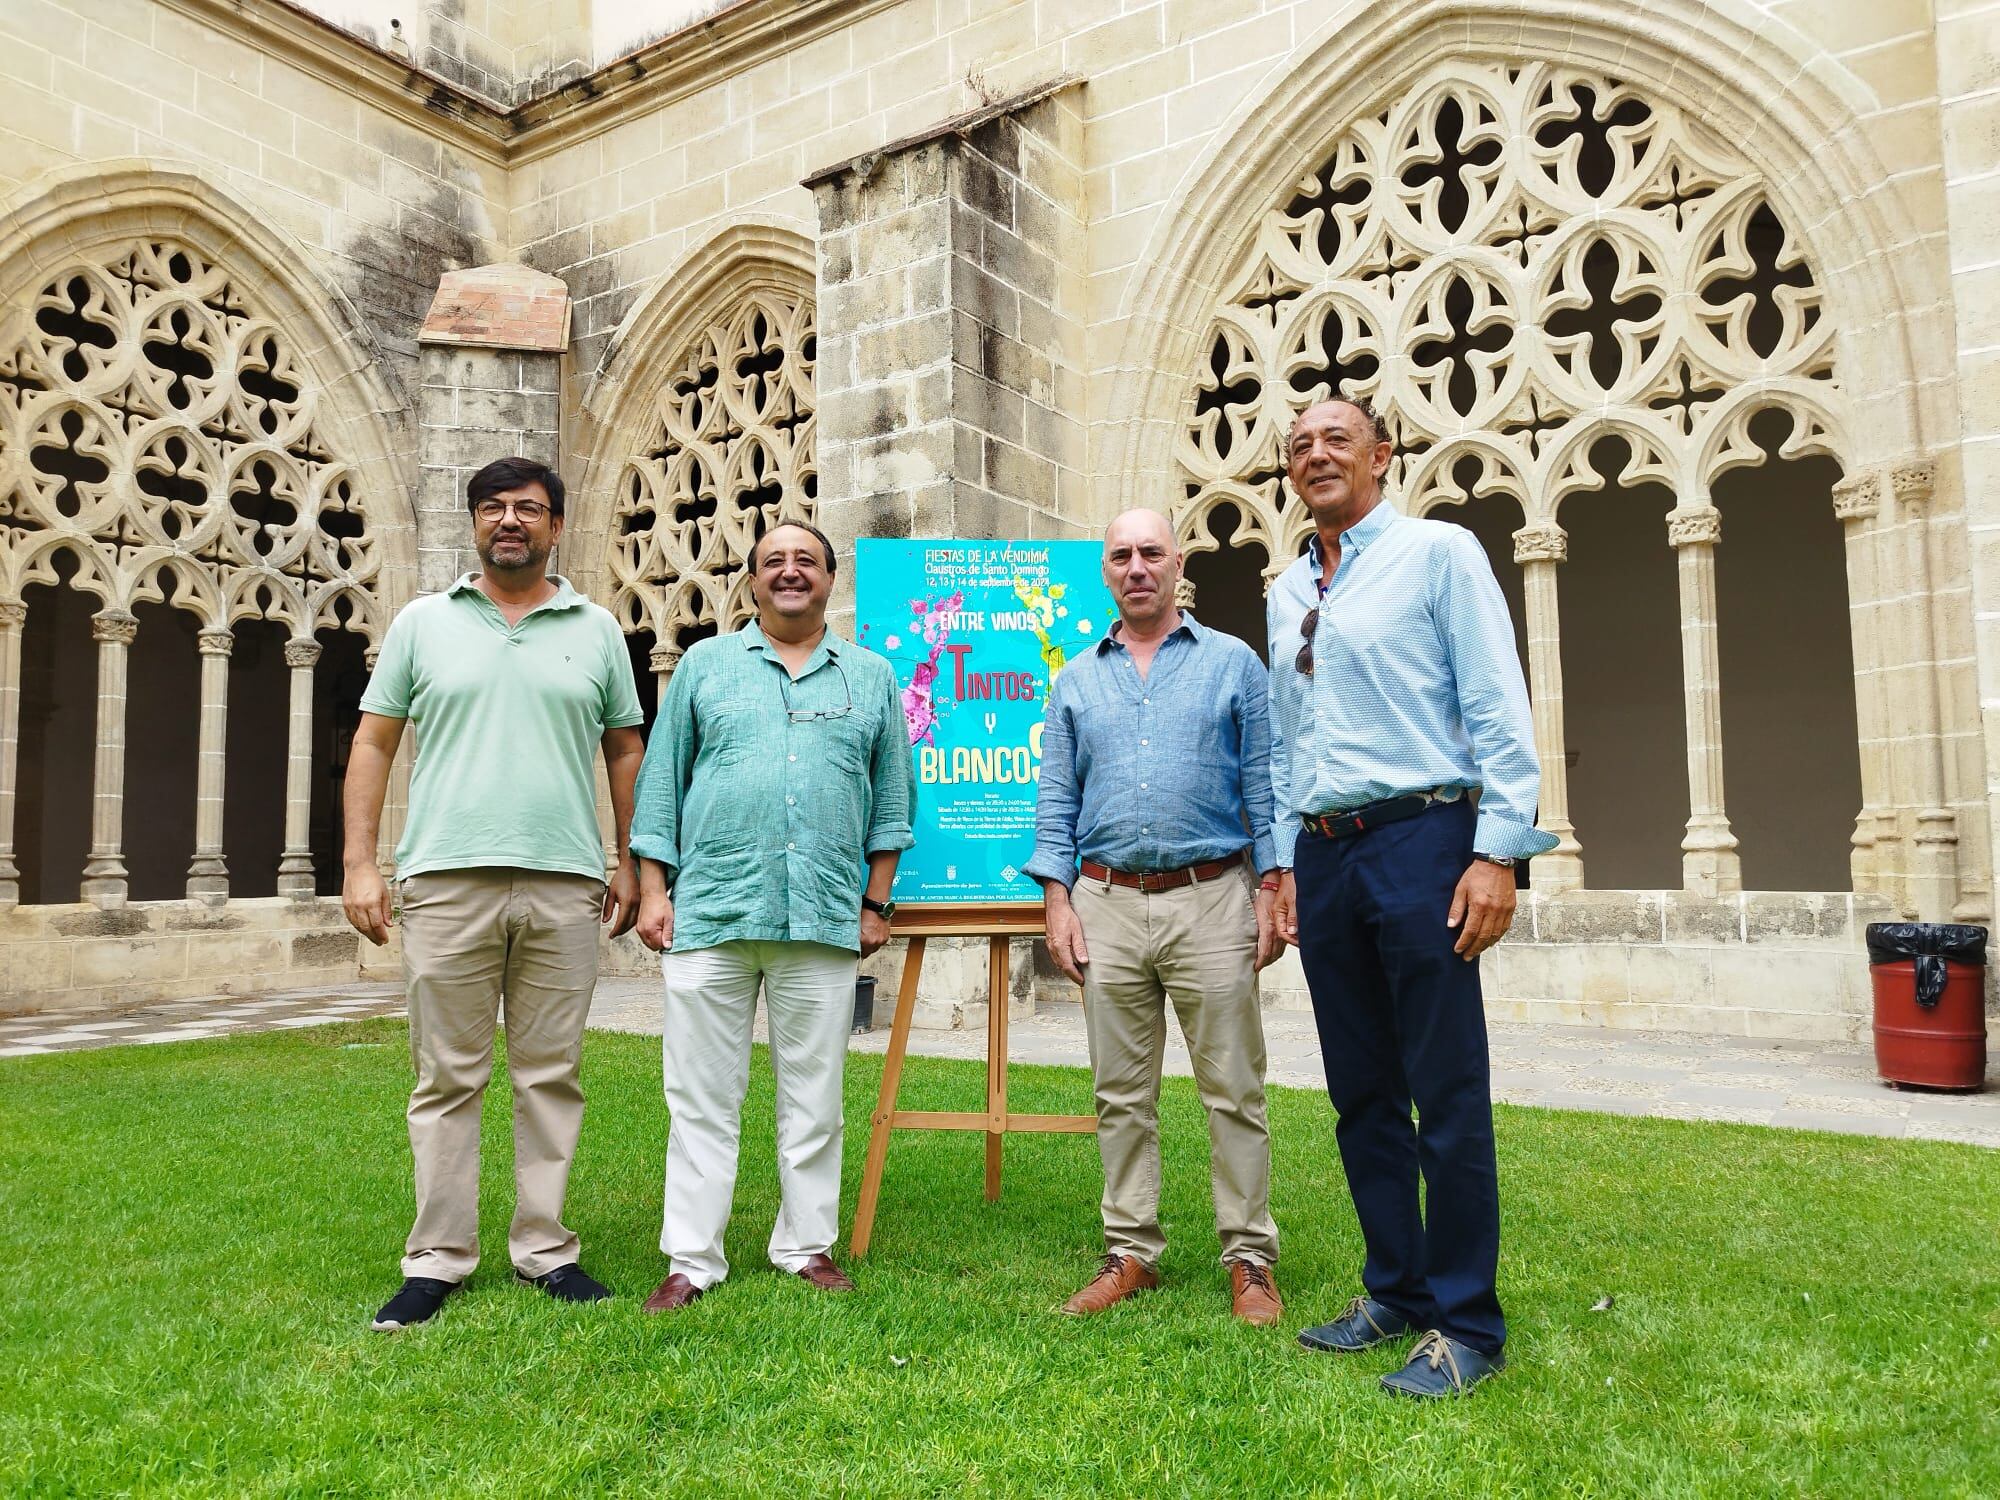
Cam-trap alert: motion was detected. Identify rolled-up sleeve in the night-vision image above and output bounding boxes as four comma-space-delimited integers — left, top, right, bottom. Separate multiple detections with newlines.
1436, 529, 1559, 860
1024, 673, 1081, 888
629, 656, 696, 882
864, 666, 916, 855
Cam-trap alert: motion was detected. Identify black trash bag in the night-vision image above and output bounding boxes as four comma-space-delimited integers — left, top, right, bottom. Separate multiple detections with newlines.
1864, 922, 1988, 1009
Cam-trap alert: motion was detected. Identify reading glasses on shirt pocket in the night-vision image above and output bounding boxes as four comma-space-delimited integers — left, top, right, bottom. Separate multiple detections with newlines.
778, 658, 853, 723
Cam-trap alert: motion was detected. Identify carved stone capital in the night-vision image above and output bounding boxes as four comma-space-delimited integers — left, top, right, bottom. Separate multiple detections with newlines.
91, 610, 138, 645
197, 628, 235, 657
649, 644, 683, 675
1891, 461, 1936, 508
1666, 506, 1721, 547
364, 646, 381, 671
284, 638, 323, 669
1830, 473, 1880, 522
0, 599, 25, 631
1511, 523, 1567, 564
1174, 576, 1197, 609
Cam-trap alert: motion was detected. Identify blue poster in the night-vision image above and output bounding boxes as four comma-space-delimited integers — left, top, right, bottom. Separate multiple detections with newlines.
856, 539, 1115, 906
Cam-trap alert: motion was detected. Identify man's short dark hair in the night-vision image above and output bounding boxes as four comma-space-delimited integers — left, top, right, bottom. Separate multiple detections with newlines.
467, 457, 565, 516
750, 519, 838, 576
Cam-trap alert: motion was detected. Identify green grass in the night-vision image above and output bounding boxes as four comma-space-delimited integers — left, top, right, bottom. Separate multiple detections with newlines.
2, 1024, 1997, 1498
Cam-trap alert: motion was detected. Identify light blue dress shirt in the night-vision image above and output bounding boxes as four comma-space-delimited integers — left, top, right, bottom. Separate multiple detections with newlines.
1027, 612, 1276, 888
1267, 501, 1557, 867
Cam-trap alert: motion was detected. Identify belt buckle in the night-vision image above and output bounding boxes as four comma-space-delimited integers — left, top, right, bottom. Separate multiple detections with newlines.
1138, 871, 1167, 893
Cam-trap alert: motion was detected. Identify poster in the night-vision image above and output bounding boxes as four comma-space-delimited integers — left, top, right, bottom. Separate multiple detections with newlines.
856, 539, 1114, 906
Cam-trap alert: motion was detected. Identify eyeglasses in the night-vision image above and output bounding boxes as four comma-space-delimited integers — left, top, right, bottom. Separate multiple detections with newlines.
1296, 606, 1319, 676
779, 658, 853, 722
473, 499, 550, 524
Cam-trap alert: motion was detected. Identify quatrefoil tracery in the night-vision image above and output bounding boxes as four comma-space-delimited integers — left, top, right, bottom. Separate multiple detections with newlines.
0, 240, 383, 639
1179, 60, 1841, 564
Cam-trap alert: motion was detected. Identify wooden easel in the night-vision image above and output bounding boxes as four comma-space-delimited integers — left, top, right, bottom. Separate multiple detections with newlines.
850, 902, 1096, 1256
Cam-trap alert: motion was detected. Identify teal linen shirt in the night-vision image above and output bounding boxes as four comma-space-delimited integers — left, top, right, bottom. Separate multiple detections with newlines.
359, 574, 644, 881
630, 622, 916, 954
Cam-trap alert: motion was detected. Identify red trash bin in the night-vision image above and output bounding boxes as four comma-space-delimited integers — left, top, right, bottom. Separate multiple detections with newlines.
1865, 922, 1988, 1091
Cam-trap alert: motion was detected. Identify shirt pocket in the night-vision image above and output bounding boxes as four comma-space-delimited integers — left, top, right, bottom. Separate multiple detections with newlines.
822, 705, 879, 774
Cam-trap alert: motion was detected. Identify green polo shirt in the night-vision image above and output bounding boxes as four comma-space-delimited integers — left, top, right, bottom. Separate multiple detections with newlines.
630, 621, 916, 953
360, 574, 643, 881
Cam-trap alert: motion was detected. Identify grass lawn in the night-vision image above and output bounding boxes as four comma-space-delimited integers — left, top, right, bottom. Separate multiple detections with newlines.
2, 1022, 1997, 1497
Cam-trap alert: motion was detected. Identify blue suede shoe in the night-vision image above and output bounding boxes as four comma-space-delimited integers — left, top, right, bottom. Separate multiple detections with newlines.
1380, 1330, 1505, 1398
1298, 1295, 1416, 1353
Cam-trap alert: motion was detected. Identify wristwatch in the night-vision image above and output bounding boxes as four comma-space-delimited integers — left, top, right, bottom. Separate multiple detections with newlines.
861, 895, 897, 918
1473, 853, 1518, 869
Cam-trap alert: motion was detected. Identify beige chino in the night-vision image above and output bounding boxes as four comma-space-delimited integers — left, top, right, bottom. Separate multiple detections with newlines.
397, 867, 604, 1282
1072, 861, 1279, 1268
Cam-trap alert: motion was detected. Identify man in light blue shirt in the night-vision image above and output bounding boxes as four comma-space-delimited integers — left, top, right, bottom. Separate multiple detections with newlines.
1029, 508, 1285, 1326
1271, 396, 1555, 1398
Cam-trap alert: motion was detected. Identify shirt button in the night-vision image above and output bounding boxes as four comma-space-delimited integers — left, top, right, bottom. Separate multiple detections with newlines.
787, 841, 795, 850
1140, 782, 1148, 790
1140, 738, 1148, 746
1142, 698, 1150, 705
789, 754, 797, 762
786, 796, 795, 806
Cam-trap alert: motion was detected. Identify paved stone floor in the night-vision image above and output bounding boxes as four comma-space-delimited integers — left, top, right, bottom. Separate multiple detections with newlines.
6, 976, 1998, 1149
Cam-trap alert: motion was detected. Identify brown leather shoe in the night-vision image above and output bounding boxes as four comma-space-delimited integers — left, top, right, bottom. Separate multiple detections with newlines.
1228, 1259, 1284, 1326
1060, 1253, 1159, 1316
795, 1253, 855, 1292
642, 1273, 705, 1314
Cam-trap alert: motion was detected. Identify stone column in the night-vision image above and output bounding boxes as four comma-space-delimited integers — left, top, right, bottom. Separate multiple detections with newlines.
650, 641, 681, 712
417, 264, 570, 593
186, 627, 235, 904
808, 79, 1088, 614
1512, 523, 1583, 892
1890, 461, 1958, 921
1831, 473, 1892, 895
277, 637, 321, 897
1667, 505, 1741, 895
0, 600, 24, 908
80, 609, 138, 907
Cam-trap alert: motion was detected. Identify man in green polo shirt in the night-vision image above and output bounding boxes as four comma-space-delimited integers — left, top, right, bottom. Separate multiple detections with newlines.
631, 520, 915, 1313
342, 456, 645, 1332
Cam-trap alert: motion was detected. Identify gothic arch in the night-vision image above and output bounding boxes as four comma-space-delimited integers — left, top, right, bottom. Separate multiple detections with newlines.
1102, 0, 1936, 507
568, 217, 817, 666
0, 161, 419, 630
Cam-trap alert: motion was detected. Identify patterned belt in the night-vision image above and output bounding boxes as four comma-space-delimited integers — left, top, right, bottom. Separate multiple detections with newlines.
1301, 786, 1463, 841
1078, 853, 1246, 892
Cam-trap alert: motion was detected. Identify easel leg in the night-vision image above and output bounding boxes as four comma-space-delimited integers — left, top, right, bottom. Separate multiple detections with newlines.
985, 935, 1008, 1202
852, 935, 925, 1257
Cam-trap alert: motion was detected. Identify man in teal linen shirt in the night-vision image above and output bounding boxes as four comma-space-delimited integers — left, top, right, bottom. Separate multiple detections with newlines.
342, 456, 645, 1333
631, 520, 914, 1312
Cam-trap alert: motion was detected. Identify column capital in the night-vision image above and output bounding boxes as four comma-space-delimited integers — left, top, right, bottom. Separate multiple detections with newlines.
91, 609, 138, 645
1511, 523, 1567, 564
649, 643, 683, 675
0, 599, 24, 631
364, 645, 381, 671
1891, 460, 1936, 508
1174, 576, 1196, 609
197, 628, 235, 656
283, 638, 323, 669
1831, 472, 1880, 522
1666, 506, 1721, 547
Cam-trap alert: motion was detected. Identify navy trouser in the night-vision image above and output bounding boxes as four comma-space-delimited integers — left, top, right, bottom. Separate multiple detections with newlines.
1295, 798, 1505, 1355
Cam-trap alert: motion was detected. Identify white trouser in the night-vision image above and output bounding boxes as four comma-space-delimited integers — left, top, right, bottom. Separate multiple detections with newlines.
660, 939, 858, 1288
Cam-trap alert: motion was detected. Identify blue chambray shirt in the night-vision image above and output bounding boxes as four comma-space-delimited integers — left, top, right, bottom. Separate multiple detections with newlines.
1267, 500, 1557, 867
1026, 612, 1276, 889
630, 622, 916, 953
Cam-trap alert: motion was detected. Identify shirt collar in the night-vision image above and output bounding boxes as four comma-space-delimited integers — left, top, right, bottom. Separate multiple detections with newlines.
742, 618, 843, 665
448, 572, 582, 612
1095, 610, 1203, 655
1305, 498, 1400, 571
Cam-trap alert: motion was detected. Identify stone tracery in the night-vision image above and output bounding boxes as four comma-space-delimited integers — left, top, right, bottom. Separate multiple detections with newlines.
606, 289, 817, 666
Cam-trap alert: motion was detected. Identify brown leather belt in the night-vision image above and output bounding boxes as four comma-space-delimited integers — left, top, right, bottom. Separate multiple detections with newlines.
1078, 853, 1245, 892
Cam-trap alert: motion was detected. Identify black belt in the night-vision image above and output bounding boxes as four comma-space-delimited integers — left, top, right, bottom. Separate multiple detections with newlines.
1301, 787, 1461, 841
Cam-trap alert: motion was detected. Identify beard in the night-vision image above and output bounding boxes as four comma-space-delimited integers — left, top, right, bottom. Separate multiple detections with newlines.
478, 531, 550, 574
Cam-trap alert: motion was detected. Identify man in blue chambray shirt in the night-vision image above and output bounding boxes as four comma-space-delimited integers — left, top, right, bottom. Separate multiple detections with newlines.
1270, 395, 1556, 1398
1028, 508, 1285, 1327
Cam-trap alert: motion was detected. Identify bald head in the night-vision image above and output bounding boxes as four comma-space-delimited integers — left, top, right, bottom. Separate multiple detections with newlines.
1102, 508, 1183, 634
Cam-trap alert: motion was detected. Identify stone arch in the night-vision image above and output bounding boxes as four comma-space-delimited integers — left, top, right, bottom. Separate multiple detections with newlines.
565, 216, 819, 740
1109, 0, 1934, 509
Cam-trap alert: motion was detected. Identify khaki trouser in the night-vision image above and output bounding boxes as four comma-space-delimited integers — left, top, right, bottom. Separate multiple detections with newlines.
397, 868, 604, 1282
1072, 861, 1279, 1267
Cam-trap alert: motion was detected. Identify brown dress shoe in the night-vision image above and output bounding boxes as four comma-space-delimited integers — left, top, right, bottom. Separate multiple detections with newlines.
795, 1253, 855, 1292
1228, 1259, 1284, 1326
642, 1273, 705, 1314
1060, 1253, 1159, 1316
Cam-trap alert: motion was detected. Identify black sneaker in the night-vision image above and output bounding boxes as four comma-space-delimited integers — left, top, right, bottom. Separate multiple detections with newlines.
371, 1276, 459, 1331
518, 1262, 613, 1304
